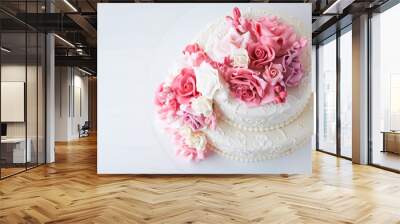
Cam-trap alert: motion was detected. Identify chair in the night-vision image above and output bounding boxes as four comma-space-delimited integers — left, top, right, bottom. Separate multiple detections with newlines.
79, 121, 90, 138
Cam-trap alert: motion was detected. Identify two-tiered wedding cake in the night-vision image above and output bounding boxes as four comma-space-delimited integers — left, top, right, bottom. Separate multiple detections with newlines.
155, 7, 312, 162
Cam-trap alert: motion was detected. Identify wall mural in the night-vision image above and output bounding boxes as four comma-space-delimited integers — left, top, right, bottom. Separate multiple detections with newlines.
155, 7, 313, 163
98, 3, 313, 174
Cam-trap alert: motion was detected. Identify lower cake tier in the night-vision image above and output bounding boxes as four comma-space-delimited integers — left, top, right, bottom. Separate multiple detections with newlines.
204, 97, 313, 162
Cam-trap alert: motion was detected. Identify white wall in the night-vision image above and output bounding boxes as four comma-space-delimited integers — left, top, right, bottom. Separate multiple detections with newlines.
55, 67, 89, 141
1, 65, 26, 135
55, 67, 69, 141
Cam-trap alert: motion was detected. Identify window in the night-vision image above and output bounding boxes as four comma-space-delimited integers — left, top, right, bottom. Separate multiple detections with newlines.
339, 28, 352, 158
316, 24, 353, 159
0, 1, 47, 179
317, 36, 337, 154
370, 3, 400, 171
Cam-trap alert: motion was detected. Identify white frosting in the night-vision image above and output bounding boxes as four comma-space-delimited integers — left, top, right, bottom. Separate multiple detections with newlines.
204, 97, 313, 162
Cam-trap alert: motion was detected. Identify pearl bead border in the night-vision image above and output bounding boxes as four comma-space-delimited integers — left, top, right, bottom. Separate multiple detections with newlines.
219, 94, 313, 132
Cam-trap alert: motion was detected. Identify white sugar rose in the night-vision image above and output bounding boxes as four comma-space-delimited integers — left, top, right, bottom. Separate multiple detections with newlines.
194, 62, 221, 99
186, 132, 207, 152
207, 27, 250, 63
231, 47, 249, 68
179, 126, 192, 138
179, 127, 207, 152
191, 96, 213, 117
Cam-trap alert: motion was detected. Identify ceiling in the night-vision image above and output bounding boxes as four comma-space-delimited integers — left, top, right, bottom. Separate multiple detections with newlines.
0, 0, 392, 75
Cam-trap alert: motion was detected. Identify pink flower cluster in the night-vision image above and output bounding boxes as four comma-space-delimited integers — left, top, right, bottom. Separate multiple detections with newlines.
155, 68, 216, 120
155, 64, 216, 161
222, 7, 307, 105
155, 7, 308, 161
173, 132, 209, 162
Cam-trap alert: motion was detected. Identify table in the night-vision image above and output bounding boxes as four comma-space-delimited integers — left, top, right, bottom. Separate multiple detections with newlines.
1, 138, 31, 163
381, 131, 400, 154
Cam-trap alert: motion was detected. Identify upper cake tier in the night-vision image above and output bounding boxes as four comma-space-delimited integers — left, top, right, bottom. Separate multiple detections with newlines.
194, 8, 311, 131
213, 75, 311, 131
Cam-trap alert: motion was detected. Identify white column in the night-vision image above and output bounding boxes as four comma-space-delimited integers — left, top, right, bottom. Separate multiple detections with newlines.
46, 32, 55, 163
352, 14, 369, 164
45, 0, 56, 163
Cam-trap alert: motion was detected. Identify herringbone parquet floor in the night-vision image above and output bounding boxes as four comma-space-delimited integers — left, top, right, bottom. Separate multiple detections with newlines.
1, 135, 400, 224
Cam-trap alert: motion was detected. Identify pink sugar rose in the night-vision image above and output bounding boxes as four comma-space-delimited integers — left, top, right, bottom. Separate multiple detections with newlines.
257, 16, 297, 57
182, 111, 206, 131
284, 56, 304, 87
165, 98, 179, 114
247, 42, 275, 70
182, 109, 217, 131
154, 84, 179, 120
273, 83, 287, 103
263, 63, 284, 86
281, 39, 307, 67
273, 39, 307, 87
176, 144, 205, 161
174, 132, 206, 161
171, 68, 199, 104
224, 68, 268, 106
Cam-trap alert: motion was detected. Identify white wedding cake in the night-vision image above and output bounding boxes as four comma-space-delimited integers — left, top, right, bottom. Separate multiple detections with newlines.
155, 7, 313, 162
